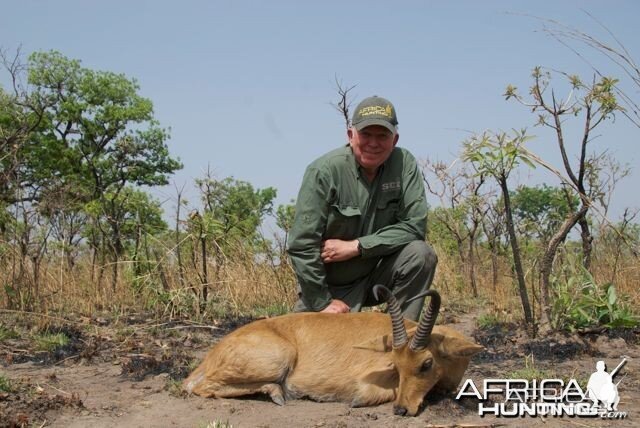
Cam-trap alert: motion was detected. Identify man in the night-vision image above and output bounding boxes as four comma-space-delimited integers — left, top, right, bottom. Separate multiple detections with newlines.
286, 95, 437, 321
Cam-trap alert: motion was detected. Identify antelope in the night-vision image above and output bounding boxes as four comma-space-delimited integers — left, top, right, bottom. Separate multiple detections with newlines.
184, 285, 482, 416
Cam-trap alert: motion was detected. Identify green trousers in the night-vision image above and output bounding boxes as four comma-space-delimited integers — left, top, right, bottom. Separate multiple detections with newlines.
293, 240, 438, 322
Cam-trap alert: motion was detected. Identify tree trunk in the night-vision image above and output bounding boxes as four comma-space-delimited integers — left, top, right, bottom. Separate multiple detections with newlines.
489, 239, 499, 292
199, 221, 208, 313
578, 215, 593, 270
467, 236, 478, 297
175, 193, 186, 289
539, 205, 589, 331
499, 176, 533, 330
111, 252, 119, 294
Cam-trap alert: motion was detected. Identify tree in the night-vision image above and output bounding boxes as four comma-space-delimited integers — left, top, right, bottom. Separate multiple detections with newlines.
196, 174, 277, 249
511, 184, 579, 245
505, 68, 622, 329
423, 159, 488, 296
275, 200, 296, 256
464, 130, 535, 330
188, 172, 277, 310
84, 187, 167, 293
0, 48, 51, 207
1, 50, 182, 300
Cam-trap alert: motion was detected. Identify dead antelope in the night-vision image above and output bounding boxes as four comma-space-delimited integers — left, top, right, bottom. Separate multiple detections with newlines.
184, 285, 482, 416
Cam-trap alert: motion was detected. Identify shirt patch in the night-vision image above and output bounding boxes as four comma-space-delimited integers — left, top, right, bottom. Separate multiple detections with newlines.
381, 181, 401, 192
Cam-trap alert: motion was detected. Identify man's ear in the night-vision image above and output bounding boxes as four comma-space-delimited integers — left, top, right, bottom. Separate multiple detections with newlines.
393, 132, 399, 147
347, 127, 354, 141
353, 335, 393, 352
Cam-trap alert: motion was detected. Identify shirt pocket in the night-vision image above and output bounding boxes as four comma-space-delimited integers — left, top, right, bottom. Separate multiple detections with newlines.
325, 205, 361, 239
374, 198, 400, 230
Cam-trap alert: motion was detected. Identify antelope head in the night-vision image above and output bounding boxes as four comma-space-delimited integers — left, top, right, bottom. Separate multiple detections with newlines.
360, 285, 483, 416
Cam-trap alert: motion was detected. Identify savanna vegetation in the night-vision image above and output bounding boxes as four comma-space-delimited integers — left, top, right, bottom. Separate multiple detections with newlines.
1, 47, 638, 340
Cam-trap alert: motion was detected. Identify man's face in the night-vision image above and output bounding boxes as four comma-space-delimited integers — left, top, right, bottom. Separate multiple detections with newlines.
348, 125, 399, 174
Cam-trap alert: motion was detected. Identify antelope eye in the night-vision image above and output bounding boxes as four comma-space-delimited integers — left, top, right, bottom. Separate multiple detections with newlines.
420, 358, 433, 372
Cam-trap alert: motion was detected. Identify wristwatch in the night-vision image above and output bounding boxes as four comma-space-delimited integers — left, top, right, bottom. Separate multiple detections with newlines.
357, 240, 363, 257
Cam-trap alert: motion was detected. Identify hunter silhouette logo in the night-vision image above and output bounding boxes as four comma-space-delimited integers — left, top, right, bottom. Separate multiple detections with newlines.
587, 359, 625, 412
456, 356, 629, 419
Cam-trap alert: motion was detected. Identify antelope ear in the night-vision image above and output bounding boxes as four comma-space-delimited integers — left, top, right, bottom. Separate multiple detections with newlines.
353, 335, 393, 352
438, 336, 484, 358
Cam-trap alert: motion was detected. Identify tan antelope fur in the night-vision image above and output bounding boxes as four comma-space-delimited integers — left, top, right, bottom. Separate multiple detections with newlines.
184, 286, 482, 416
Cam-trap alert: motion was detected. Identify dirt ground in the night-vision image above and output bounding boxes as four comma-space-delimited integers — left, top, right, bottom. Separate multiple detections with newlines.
1, 309, 638, 428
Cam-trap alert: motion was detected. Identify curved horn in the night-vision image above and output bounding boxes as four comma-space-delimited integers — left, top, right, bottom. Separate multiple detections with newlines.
373, 284, 408, 349
409, 289, 441, 351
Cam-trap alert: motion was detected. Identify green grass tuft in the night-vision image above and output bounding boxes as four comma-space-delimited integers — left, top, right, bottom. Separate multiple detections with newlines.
34, 332, 70, 352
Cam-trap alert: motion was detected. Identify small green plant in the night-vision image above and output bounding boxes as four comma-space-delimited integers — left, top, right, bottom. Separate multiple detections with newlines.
0, 325, 19, 341
477, 312, 507, 329
251, 302, 290, 318
508, 354, 552, 381
165, 378, 184, 397
34, 332, 70, 352
0, 374, 13, 392
114, 327, 136, 342
552, 266, 638, 331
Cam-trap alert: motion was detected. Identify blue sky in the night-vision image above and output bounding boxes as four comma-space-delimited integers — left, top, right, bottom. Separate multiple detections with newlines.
2, 1, 638, 230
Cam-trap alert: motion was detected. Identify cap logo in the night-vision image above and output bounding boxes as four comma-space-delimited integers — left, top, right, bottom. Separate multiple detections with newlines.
358, 104, 393, 118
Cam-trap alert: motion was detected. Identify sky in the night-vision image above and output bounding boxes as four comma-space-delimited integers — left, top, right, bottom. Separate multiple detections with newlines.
2, 0, 639, 231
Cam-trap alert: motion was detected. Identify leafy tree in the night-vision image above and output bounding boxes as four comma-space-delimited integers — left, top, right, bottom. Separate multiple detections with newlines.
464, 129, 535, 330
84, 187, 167, 291
21, 51, 181, 200
506, 68, 622, 330
511, 184, 579, 245
196, 175, 277, 249
423, 160, 487, 296
1, 50, 181, 299
275, 200, 296, 254
187, 173, 277, 310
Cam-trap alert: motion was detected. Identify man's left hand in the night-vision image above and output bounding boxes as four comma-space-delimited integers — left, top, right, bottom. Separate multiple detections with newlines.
321, 239, 360, 263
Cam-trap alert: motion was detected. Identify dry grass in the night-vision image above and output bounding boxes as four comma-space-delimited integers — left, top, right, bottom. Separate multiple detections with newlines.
0, 234, 637, 326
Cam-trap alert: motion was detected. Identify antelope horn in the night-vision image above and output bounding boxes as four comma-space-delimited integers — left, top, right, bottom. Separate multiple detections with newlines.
373, 284, 408, 349
409, 289, 441, 351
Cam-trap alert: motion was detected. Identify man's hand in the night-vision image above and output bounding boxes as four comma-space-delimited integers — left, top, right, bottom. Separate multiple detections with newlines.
320, 299, 350, 314
321, 239, 360, 263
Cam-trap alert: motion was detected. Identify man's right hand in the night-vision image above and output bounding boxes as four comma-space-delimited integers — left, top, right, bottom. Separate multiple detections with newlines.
320, 299, 350, 314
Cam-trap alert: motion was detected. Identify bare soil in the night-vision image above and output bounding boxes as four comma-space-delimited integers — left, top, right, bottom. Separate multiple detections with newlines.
1, 309, 638, 428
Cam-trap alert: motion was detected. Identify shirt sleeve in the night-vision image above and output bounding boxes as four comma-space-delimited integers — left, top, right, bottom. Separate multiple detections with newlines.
357, 152, 427, 258
286, 166, 333, 311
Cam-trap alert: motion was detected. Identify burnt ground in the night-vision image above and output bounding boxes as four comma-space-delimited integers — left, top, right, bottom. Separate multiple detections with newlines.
1, 309, 638, 428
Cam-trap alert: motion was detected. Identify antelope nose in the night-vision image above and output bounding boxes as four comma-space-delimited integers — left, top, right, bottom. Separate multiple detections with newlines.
393, 405, 408, 416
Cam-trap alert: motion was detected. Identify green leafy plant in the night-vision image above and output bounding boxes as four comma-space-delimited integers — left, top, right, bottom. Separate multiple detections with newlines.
0, 374, 13, 393
34, 332, 70, 352
552, 266, 638, 331
0, 325, 19, 341
477, 312, 508, 329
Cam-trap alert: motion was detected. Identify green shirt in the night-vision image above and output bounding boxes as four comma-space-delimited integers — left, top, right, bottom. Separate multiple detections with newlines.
287, 145, 428, 311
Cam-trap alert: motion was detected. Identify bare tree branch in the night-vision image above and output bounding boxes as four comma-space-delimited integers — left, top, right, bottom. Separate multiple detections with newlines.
330, 75, 356, 130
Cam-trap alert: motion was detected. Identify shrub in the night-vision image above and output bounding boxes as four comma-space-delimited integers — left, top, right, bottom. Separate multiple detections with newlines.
552, 267, 638, 331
